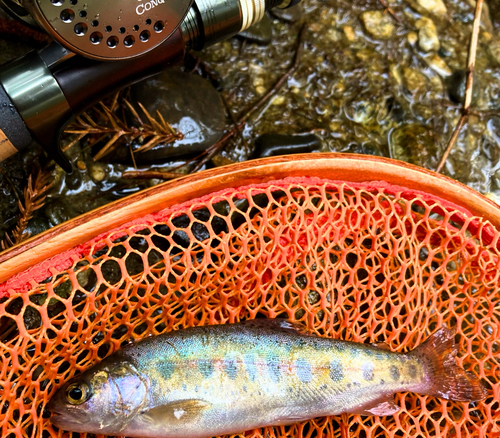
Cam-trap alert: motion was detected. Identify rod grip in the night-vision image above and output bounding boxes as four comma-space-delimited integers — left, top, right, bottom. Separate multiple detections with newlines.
0, 82, 32, 161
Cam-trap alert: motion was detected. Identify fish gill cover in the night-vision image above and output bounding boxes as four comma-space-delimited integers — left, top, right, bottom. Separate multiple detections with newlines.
0, 176, 499, 437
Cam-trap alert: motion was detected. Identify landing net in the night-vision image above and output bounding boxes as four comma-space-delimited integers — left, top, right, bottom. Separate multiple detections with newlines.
0, 176, 498, 437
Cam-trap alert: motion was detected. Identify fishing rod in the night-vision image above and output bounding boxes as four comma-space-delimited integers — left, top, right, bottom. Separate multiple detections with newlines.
0, 0, 300, 172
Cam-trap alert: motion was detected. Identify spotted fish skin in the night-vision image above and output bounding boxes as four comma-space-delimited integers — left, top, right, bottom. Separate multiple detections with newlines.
48, 320, 486, 438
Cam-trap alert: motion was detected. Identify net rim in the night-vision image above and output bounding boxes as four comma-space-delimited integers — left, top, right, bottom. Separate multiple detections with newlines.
1, 153, 499, 290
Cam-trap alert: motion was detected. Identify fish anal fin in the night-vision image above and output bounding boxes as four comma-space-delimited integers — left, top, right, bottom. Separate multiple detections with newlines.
350, 396, 400, 416
242, 318, 309, 334
143, 399, 212, 424
372, 342, 392, 351
274, 412, 314, 425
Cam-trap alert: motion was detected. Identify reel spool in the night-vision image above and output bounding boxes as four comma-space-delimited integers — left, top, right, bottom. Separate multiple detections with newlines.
1, 0, 194, 60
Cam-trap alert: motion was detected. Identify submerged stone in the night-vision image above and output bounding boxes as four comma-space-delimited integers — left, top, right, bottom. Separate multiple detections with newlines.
253, 132, 322, 158
129, 69, 226, 164
359, 11, 395, 40
389, 124, 439, 169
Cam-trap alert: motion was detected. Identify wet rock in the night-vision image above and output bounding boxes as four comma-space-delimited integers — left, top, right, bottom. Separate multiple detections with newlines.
238, 15, 273, 45
403, 67, 427, 94
389, 124, 439, 168
446, 70, 480, 105
252, 133, 322, 158
416, 17, 440, 52
415, 0, 447, 16
24, 217, 51, 238
359, 11, 395, 40
424, 53, 452, 77
270, 4, 303, 23
89, 162, 107, 182
487, 37, 500, 66
129, 69, 225, 164
45, 199, 77, 226
343, 26, 356, 42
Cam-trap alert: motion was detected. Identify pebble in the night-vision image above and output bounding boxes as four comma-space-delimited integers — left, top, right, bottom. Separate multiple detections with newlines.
403, 67, 427, 94
407, 31, 418, 46
415, 17, 440, 52
415, 0, 447, 16
424, 53, 452, 77
129, 69, 226, 163
90, 162, 106, 182
343, 26, 356, 42
359, 11, 395, 40
238, 14, 273, 45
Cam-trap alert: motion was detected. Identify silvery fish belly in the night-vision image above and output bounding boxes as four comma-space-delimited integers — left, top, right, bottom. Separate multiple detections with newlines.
47, 319, 486, 438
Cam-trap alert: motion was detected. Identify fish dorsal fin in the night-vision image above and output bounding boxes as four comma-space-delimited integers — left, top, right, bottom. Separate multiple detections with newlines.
241, 318, 309, 334
142, 399, 212, 425
372, 342, 392, 351
350, 396, 399, 416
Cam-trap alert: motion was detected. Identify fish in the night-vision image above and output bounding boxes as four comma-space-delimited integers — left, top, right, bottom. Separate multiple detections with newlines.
47, 319, 487, 438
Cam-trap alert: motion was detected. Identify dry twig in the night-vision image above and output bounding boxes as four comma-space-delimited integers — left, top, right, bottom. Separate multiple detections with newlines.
64, 95, 183, 161
378, 0, 401, 23
121, 170, 185, 180
1, 166, 54, 250
436, 0, 483, 173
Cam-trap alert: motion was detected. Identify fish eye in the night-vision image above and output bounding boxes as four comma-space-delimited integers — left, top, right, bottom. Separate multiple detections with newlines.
66, 382, 90, 405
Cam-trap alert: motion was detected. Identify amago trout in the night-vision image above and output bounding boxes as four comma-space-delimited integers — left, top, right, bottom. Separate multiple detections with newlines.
47, 319, 486, 437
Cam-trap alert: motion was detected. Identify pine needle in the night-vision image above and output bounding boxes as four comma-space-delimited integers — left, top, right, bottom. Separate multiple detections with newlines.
63, 94, 183, 161
1, 165, 54, 250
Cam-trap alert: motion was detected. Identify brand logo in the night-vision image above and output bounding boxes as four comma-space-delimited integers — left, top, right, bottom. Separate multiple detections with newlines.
136, 0, 165, 15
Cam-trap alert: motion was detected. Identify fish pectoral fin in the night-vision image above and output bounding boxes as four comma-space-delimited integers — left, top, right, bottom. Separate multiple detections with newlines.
242, 318, 310, 335
350, 396, 400, 416
143, 399, 212, 424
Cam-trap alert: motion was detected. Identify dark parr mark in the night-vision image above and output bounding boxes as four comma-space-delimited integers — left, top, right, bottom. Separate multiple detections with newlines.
362, 362, 374, 381
267, 353, 281, 382
224, 356, 238, 380
159, 361, 176, 380
198, 359, 214, 378
408, 364, 417, 379
245, 354, 257, 382
329, 359, 344, 382
296, 358, 313, 383
390, 365, 400, 381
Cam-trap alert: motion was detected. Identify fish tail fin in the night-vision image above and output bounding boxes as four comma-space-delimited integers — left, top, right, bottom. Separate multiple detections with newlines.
413, 325, 487, 402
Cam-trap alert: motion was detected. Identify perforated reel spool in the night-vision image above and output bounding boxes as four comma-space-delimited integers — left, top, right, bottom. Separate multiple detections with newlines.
20, 0, 194, 60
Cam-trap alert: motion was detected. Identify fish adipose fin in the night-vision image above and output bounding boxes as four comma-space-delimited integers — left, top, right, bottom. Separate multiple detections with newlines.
143, 399, 212, 425
413, 325, 487, 402
350, 396, 400, 416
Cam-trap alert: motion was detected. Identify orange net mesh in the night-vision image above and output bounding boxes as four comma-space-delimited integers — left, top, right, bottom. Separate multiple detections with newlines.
0, 176, 499, 438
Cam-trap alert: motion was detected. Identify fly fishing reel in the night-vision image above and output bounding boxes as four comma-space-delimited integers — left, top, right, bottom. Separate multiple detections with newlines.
0, 0, 300, 171
2, 0, 194, 60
